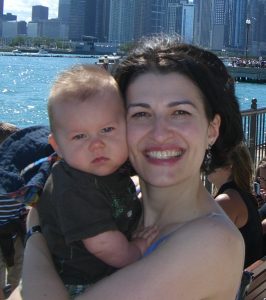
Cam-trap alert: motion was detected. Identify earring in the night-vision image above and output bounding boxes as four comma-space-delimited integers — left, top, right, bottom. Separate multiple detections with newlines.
203, 144, 212, 172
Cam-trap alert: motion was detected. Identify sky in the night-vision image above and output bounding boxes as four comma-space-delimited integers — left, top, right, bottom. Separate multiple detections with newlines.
4, 0, 58, 22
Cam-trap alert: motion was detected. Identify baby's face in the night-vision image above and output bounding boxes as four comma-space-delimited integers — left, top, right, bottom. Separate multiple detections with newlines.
50, 89, 128, 176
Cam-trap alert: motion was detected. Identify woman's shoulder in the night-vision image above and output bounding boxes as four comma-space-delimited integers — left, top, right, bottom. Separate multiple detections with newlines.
140, 213, 244, 299
172, 211, 244, 252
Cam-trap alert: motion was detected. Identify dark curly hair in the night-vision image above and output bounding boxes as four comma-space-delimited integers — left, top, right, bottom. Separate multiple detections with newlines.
113, 35, 244, 173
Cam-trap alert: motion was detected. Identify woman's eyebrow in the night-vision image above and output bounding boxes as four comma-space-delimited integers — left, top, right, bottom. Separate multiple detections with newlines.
127, 100, 197, 109
127, 103, 150, 109
168, 100, 196, 108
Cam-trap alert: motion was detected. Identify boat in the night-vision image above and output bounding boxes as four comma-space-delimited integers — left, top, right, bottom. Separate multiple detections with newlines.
96, 54, 121, 71
12, 49, 22, 54
37, 49, 49, 55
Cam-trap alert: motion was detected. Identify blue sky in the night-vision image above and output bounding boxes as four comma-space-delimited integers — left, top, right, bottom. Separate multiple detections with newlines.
4, 0, 58, 21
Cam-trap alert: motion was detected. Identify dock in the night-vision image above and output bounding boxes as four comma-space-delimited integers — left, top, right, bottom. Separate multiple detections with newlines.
226, 66, 266, 83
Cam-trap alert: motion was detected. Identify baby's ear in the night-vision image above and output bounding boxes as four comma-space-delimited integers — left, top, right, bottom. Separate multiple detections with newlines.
48, 133, 62, 156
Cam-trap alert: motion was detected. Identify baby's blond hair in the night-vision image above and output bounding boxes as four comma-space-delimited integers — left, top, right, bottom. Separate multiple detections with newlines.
48, 65, 120, 132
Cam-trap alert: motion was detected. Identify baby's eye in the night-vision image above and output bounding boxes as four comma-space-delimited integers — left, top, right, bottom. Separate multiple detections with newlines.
100, 127, 114, 133
72, 133, 88, 140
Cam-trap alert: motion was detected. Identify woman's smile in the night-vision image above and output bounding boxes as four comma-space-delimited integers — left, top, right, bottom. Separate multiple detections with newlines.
126, 72, 212, 186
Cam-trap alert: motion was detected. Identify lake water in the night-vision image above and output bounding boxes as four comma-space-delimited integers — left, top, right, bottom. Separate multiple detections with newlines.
1, 53, 266, 128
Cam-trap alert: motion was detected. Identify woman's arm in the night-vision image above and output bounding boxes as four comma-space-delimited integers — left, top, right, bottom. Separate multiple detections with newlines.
14, 208, 70, 300
77, 215, 244, 300
215, 190, 248, 228
17, 210, 244, 300
7, 225, 69, 300
21, 233, 69, 300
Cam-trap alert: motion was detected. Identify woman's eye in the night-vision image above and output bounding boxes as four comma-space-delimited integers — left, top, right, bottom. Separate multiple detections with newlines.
72, 133, 87, 140
131, 111, 150, 119
101, 127, 114, 133
173, 110, 190, 117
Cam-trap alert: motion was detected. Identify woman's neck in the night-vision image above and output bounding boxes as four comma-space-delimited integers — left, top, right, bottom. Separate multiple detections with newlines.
140, 176, 213, 230
215, 176, 233, 191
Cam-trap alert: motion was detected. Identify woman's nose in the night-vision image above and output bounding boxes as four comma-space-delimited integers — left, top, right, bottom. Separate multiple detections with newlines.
150, 117, 173, 142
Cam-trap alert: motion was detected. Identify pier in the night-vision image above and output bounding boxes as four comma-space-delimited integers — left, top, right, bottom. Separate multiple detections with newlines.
227, 66, 266, 83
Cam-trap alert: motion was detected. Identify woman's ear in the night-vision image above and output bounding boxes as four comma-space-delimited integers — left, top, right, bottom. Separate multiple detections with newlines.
48, 133, 62, 157
208, 114, 221, 146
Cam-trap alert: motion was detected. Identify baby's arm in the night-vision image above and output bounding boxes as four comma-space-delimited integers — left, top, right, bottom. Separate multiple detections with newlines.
82, 226, 158, 268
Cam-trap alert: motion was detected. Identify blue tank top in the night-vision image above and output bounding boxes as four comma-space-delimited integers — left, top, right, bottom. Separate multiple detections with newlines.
143, 212, 224, 257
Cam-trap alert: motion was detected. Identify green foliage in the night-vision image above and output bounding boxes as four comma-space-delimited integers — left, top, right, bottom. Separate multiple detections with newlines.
119, 41, 137, 54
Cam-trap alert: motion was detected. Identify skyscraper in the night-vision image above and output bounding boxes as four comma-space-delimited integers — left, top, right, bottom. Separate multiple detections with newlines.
210, 0, 228, 50
59, 0, 71, 23
0, 0, 3, 17
134, 0, 151, 40
193, 0, 212, 48
109, 0, 134, 43
69, 0, 91, 40
32, 5, 49, 22
166, 0, 183, 36
95, 0, 110, 42
134, 0, 168, 40
250, 0, 265, 55
0, 0, 3, 37
181, 3, 194, 43
227, 0, 247, 50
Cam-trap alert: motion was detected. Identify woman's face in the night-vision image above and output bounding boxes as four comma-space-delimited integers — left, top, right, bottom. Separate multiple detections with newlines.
259, 167, 266, 190
126, 72, 220, 187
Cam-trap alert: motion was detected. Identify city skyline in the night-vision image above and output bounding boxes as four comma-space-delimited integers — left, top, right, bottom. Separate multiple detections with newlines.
4, 0, 58, 21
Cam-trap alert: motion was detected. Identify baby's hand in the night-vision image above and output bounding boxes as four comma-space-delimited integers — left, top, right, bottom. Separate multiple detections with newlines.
131, 225, 159, 255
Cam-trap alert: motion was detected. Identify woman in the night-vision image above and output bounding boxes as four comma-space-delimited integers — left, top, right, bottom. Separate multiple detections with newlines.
13, 36, 245, 300
255, 159, 266, 255
255, 158, 266, 208
207, 142, 264, 268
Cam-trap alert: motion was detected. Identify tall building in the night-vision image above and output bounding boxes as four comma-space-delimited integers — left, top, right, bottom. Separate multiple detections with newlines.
151, 0, 168, 34
193, 0, 212, 48
58, 0, 71, 23
251, 0, 266, 55
0, 0, 3, 17
134, 0, 151, 40
227, 0, 247, 50
0, 0, 3, 37
210, 0, 228, 50
109, 0, 135, 43
69, 0, 95, 41
3, 13, 17, 21
95, 0, 110, 42
181, 3, 194, 43
32, 5, 49, 22
68, 0, 110, 42
134, 0, 168, 40
166, 0, 183, 36
17, 21, 27, 35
